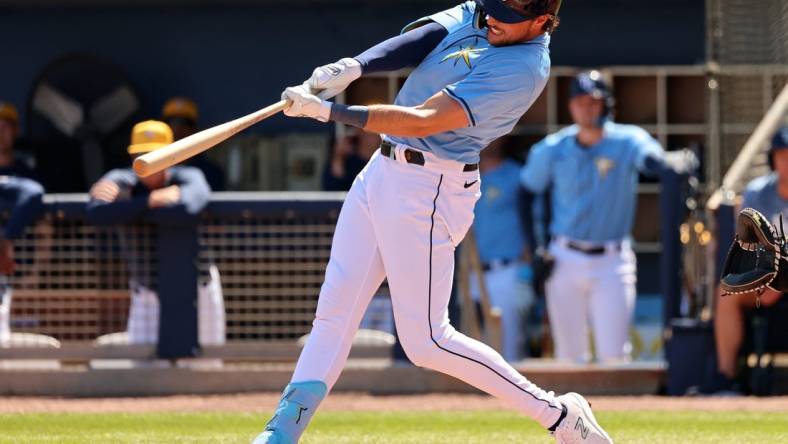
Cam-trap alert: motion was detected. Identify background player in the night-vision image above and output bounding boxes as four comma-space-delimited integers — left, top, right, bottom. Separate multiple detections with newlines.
0, 101, 45, 276
161, 97, 226, 191
254, 1, 613, 443
712, 127, 788, 391
471, 136, 534, 362
520, 71, 693, 363
86, 120, 212, 359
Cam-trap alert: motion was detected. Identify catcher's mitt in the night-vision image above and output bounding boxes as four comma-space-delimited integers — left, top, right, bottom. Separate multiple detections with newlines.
720, 207, 788, 298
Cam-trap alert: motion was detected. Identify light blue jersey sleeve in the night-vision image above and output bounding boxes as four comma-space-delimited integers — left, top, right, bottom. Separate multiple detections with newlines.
520, 141, 552, 193
631, 126, 665, 171
444, 52, 539, 128
402, 1, 475, 34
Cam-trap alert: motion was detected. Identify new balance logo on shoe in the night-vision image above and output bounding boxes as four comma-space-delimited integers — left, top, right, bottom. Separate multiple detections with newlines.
575, 417, 589, 439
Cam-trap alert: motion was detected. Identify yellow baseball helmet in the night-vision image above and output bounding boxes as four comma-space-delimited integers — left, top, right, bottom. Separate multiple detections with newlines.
0, 102, 19, 126
128, 120, 173, 154
162, 97, 198, 123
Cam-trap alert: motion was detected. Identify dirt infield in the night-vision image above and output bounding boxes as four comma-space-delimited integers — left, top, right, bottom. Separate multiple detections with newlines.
1, 393, 786, 414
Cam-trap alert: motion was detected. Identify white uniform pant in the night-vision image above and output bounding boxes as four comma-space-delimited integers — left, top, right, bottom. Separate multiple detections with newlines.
292, 149, 562, 427
545, 240, 636, 363
470, 263, 534, 362
127, 265, 226, 347
0, 286, 10, 345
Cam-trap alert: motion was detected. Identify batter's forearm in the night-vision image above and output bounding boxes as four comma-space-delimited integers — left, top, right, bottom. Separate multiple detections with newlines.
366, 105, 437, 137
328, 91, 467, 137
330, 104, 449, 138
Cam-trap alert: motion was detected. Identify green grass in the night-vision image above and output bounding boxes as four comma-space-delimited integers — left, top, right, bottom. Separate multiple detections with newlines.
0, 411, 785, 443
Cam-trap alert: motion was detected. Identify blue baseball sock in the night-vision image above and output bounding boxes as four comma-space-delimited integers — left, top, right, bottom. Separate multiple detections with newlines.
252, 381, 328, 444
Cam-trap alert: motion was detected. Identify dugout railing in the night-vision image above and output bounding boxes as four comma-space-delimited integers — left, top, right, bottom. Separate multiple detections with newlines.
0, 192, 395, 362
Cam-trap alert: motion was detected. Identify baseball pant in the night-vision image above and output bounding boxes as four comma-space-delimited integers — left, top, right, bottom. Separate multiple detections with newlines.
470, 263, 534, 362
291, 147, 563, 428
545, 240, 636, 363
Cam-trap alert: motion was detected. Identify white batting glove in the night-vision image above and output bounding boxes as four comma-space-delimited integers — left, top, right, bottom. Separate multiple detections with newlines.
307, 58, 362, 100
281, 84, 332, 122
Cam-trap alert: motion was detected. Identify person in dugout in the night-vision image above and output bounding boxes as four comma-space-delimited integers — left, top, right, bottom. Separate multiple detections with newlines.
162, 97, 226, 191
86, 120, 212, 359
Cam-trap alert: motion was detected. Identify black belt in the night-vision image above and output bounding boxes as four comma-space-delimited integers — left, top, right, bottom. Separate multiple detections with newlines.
566, 241, 619, 256
481, 258, 514, 272
380, 141, 478, 172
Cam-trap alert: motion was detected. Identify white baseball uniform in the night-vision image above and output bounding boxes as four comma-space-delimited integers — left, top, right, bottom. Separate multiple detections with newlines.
289, 0, 564, 428
521, 122, 664, 362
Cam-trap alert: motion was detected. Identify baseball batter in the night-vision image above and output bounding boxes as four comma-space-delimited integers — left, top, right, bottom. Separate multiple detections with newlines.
254, 2, 613, 443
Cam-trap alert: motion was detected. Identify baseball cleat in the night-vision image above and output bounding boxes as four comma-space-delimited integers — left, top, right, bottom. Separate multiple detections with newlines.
551, 392, 613, 444
251, 381, 327, 444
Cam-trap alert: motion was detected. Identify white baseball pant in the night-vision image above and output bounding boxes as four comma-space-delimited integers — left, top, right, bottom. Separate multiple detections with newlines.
545, 239, 636, 363
470, 262, 534, 362
291, 146, 563, 428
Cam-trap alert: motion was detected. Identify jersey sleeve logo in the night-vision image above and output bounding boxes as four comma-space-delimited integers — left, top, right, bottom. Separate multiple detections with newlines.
594, 157, 616, 179
440, 45, 485, 69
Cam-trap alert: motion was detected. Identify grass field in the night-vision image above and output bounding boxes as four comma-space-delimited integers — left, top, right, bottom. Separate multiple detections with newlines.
1, 410, 786, 443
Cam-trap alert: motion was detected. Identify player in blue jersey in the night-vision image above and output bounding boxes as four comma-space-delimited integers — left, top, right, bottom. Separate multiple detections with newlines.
521, 71, 664, 364
472, 137, 535, 362
713, 127, 788, 390
253, 2, 614, 443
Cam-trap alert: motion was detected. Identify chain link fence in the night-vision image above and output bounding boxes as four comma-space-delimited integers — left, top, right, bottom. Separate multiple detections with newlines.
708, 0, 788, 188
1, 194, 369, 348
711, 0, 788, 65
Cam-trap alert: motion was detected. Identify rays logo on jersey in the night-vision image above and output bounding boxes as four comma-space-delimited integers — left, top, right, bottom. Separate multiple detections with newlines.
595, 157, 616, 178
485, 186, 501, 202
440, 45, 485, 69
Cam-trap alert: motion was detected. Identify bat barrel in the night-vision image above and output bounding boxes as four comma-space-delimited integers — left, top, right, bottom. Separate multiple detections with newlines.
132, 140, 199, 177
132, 100, 287, 177
133, 154, 165, 177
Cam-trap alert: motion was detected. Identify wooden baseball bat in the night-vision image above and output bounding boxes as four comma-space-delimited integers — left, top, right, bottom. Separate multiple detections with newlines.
133, 100, 288, 177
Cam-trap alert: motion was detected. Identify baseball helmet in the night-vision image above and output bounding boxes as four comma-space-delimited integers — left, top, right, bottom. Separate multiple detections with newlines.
473, 0, 562, 29
767, 126, 788, 170
570, 70, 616, 125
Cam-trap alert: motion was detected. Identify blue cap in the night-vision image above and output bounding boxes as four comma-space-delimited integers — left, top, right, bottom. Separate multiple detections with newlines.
772, 126, 788, 150
570, 70, 611, 100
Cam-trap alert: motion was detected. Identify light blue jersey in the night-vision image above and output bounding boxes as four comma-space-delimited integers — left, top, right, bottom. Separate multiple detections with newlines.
386, 1, 551, 164
520, 122, 664, 243
474, 160, 525, 263
742, 173, 788, 226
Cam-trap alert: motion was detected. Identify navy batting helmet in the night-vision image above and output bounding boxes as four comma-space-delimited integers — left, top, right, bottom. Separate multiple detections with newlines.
570, 70, 616, 126
474, 0, 562, 30
768, 126, 788, 170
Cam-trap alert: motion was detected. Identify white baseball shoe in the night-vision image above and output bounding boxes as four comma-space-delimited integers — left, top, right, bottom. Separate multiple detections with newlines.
551, 392, 613, 444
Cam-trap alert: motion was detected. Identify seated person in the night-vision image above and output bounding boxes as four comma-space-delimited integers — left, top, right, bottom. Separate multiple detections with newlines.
0, 102, 40, 181
713, 126, 788, 390
86, 120, 216, 359
0, 101, 45, 275
0, 101, 45, 348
